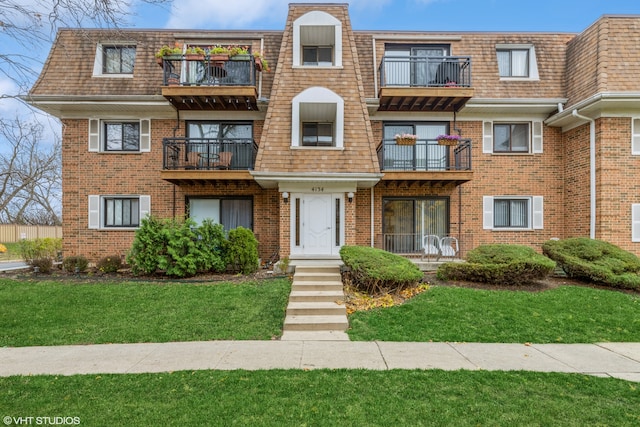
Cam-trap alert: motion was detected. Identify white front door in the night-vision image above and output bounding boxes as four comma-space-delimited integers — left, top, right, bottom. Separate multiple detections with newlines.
291, 193, 343, 257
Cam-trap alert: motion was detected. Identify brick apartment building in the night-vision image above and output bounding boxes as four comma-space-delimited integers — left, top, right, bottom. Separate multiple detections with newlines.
27, 3, 640, 263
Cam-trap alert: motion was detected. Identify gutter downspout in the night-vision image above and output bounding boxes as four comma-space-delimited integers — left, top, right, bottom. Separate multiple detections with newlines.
572, 109, 596, 239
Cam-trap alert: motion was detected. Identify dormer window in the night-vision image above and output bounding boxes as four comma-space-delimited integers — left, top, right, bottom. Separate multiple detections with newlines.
93, 43, 136, 76
292, 87, 344, 148
303, 46, 333, 66
496, 44, 539, 80
293, 11, 342, 67
302, 122, 333, 146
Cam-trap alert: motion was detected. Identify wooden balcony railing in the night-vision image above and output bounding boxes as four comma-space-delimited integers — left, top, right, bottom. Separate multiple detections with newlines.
162, 138, 258, 170
376, 139, 472, 172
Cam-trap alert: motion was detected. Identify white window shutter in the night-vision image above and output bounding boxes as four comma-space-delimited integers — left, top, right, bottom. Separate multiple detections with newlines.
140, 119, 151, 152
483, 121, 493, 153
632, 119, 640, 155
532, 196, 544, 229
88, 195, 100, 229
483, 196, 494, 229
139, 195, 151, 221
632, 204, 640, 242
89, 119, 100, 152
532, 120, 543, 153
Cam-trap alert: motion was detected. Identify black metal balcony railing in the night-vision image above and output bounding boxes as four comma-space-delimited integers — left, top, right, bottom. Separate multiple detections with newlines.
377, 139, 472, 171
162, 138, 258, 170
161, 56, 257, 87
379, 55, 472, 88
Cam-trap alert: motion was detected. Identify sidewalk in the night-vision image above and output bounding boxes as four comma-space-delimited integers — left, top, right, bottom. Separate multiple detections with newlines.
2, 340, 639, 382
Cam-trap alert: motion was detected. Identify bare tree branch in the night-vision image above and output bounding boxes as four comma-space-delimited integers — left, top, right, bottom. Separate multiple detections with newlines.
0, 0, 169, 225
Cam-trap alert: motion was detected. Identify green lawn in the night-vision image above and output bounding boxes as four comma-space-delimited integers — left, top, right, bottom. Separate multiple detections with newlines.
348, 285, 640, 343
3, 278, 640, 346
0, 278, 290, 346
2, 370, 638, 426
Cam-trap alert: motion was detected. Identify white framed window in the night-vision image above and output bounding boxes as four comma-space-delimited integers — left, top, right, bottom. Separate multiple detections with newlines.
88, 195, 150, 229
483, 196, 543, 230
302, 122, 333, 146
93, 43, 136, 77
496, 44, 538, 80
632, 118, 640, 155
292, 87, 344, 148
293, 11, 342, 67
632, 204, 640, 242
303, 45, 333, 66
89, 118, 150, 153
483, 120, 542, 154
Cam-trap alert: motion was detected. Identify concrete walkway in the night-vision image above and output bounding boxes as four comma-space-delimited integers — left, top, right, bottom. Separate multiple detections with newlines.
1, 341, 639, 382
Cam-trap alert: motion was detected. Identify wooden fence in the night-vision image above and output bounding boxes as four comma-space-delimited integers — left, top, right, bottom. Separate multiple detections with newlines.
0, 224, 62, 242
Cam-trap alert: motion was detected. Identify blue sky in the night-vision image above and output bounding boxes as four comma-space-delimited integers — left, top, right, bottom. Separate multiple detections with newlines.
132, 0, 640, 32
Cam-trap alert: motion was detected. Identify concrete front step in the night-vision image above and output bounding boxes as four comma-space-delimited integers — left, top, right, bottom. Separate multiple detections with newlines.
283, 315, 349, 331
284, 263, 349, 335
288, 290, 345, 302
291, 281, 344, 292
294, 273, 342, 282
286, 302, 347, 316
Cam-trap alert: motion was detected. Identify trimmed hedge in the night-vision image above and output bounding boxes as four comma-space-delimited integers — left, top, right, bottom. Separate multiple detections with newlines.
437, 244, 556, 285
340, 245, 423, 294
542, 237, 640, 290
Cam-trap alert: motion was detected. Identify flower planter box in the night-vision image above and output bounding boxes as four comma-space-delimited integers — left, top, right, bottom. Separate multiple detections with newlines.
209, 54, 230, 61
230, 54, 251, 61
396, 137, 416, 145
438, 138, 459, 146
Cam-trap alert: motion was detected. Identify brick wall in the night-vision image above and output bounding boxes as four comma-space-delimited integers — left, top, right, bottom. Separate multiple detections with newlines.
61, 118, 279, 263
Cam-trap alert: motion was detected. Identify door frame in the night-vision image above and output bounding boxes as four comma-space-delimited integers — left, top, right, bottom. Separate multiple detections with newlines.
289, 192, 345, 258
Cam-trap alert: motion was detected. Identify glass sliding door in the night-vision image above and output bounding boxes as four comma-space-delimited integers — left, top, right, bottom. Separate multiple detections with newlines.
383, 197, 449, 253
411, 47, 447, 86
189, 197, 253, 230
415, 123, 447, 171
187, 122, 253, 169
383, 122, 448, 171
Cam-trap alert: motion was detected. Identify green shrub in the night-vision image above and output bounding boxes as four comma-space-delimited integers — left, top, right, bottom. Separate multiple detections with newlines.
128, 217, 246, 278
19, 238, 62, 264
542, 237, 640, 290
62, 255, 89, 273
158, 218, 201, 277
194, 219, 226, 273
340, 245, 423, 295
31, 257, 53, 274
96, 255, 122, 273
437, 244, 556, 285
224, 227, 259, 274
127, 216, 168, 275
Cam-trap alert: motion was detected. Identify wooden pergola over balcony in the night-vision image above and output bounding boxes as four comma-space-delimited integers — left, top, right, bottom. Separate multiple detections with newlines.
159, 56, 259, 111
378, 56, 474, 112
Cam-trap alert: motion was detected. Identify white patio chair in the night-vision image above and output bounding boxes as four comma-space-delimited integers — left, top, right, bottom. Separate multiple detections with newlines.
439, 236, 459, 259
421, 235, 440, 260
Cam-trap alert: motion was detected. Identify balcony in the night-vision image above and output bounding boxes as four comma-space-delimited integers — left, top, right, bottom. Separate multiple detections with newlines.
378, 56, 474, 112
160, 138, 258, 184
160, 56, 259, 111
377, 138, 473, 185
